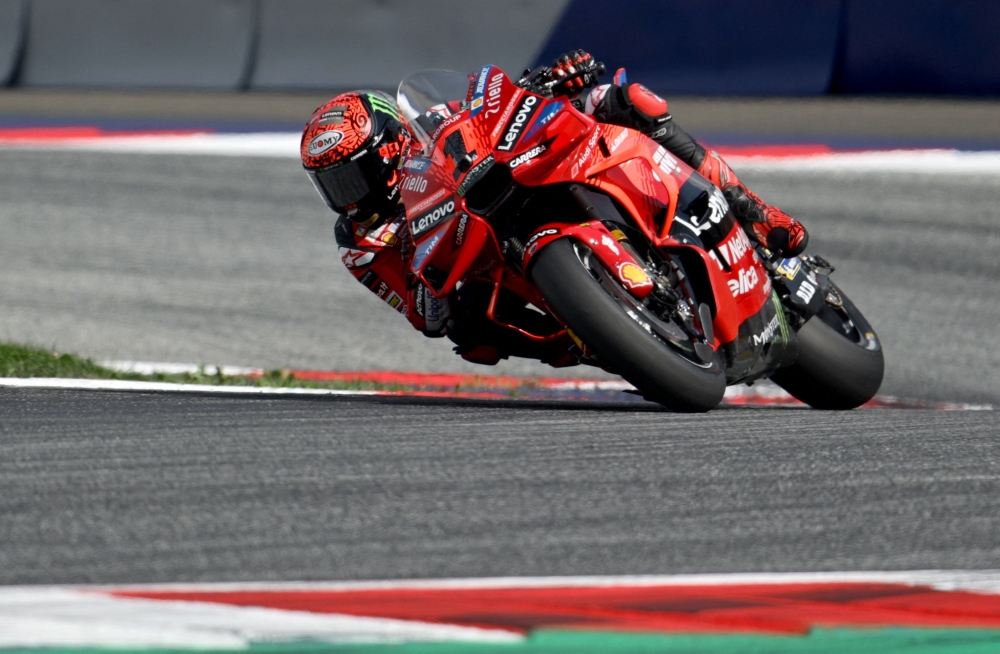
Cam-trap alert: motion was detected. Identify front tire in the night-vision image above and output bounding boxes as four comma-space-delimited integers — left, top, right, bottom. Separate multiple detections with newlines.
771, 284, 884, 409
531, 239, 726, 412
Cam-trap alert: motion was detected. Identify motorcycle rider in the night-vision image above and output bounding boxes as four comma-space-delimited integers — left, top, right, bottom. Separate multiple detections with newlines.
300, 51, 809, 366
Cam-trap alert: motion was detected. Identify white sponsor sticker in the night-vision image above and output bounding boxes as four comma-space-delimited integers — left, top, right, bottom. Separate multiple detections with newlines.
674, 187, 730, 236
608, 129, 628, 153
708, 228, 753, 271
401, 175, 428, 193
796, 280, 816, 303
339, 247, 375, 269
412, 199, 456, 237
751, 313, 781, 346
307, 130, 343, 156
728, 265, 760, 297
508, 144, 547, 169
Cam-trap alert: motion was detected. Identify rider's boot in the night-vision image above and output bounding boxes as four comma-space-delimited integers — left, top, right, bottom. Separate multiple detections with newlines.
696, 151, 809, 258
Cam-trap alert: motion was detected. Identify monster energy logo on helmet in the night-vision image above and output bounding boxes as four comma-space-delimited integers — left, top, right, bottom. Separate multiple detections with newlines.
366, 92, 399, 119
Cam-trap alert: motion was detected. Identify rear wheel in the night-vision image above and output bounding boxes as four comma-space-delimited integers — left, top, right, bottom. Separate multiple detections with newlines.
771, 283, 884, 409
531, 239, 726, 412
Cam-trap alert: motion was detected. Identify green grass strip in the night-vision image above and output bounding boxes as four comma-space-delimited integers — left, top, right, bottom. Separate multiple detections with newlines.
0, 342, 402, 392
0, 342, 123, 380
13, 628, 1000, 654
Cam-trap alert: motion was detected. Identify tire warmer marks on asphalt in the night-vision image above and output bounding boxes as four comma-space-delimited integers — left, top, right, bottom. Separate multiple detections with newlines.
6, 572, 1000, 652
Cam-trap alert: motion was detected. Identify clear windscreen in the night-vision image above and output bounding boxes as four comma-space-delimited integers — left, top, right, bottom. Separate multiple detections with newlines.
396, 69, 469, 152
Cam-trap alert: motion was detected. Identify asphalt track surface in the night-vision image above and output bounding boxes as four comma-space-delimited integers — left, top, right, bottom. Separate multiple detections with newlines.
1, 388, 998, 585
1, 147, 999, 584
1, 149, 998, 402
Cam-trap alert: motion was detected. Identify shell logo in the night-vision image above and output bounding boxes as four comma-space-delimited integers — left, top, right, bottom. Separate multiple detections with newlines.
617, 262, 653, 290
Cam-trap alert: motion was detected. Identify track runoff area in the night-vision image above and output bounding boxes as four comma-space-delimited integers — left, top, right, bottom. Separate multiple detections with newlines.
1, 127, 998, 652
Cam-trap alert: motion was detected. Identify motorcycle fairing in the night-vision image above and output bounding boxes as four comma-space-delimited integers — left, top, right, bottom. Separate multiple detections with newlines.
397, 67, 788, 375
506, 109, 774, 349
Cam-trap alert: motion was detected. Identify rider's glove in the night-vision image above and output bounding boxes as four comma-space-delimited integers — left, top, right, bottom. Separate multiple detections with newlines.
549, 50, 605, 97
517, 50, 605, 97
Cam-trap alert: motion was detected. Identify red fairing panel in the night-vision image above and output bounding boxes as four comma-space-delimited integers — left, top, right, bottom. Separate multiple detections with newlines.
698, 222, 773, 345
522, 221, 654, 300
508, 108, 771, 347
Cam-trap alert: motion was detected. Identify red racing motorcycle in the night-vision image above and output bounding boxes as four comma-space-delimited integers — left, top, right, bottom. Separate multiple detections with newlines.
396, 66, 883, 412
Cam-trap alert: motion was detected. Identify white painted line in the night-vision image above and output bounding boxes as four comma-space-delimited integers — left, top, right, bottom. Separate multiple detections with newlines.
873, 396, 993, 411
98, 360, 264, 376
0, 133, 301, 158
3, 133, 1000, 173
730, 149, 1000, 174
1, 375, 990, 409
0, 587, 520, 648
58, 570, 1000, 595
0, 377, 377, 396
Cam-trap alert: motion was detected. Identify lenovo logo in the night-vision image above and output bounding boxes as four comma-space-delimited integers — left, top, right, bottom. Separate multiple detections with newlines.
497, 96, 540, 152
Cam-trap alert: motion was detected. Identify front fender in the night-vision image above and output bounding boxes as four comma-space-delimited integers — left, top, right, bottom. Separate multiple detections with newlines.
522, 221, 654, 300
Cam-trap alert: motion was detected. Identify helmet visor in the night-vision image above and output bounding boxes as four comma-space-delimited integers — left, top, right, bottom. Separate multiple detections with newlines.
307, 158, 371, 212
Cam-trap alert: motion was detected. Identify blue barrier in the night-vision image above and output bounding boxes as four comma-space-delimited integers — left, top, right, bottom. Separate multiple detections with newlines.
0, 0, 26, 86
6, 0, 998, 96
534, 0, 842, 95
250, 0, 569, 91
18, 0, 256, 89
835, 0, 1000, 96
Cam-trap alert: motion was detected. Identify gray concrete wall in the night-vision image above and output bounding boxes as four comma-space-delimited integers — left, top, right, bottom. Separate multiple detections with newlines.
18, 0, 257, 89
0, 0, 26, 86
249, 0, 571, 90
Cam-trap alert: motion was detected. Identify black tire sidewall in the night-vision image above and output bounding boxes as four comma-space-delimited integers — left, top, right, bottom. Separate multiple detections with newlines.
531, 239, 726, 412
771, 300, 885, 410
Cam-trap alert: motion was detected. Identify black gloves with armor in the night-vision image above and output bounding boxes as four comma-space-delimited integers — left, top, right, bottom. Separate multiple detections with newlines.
550, 50, 605, 95
517, 49, 605, 98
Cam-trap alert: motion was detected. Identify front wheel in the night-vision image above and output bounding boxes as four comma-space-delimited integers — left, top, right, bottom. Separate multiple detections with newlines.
531, 239, 726, 412
771, 283, 884, 409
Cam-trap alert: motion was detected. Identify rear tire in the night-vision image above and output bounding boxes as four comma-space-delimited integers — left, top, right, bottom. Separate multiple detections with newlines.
771, 285, 884, 409
531, 239, 726, 412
